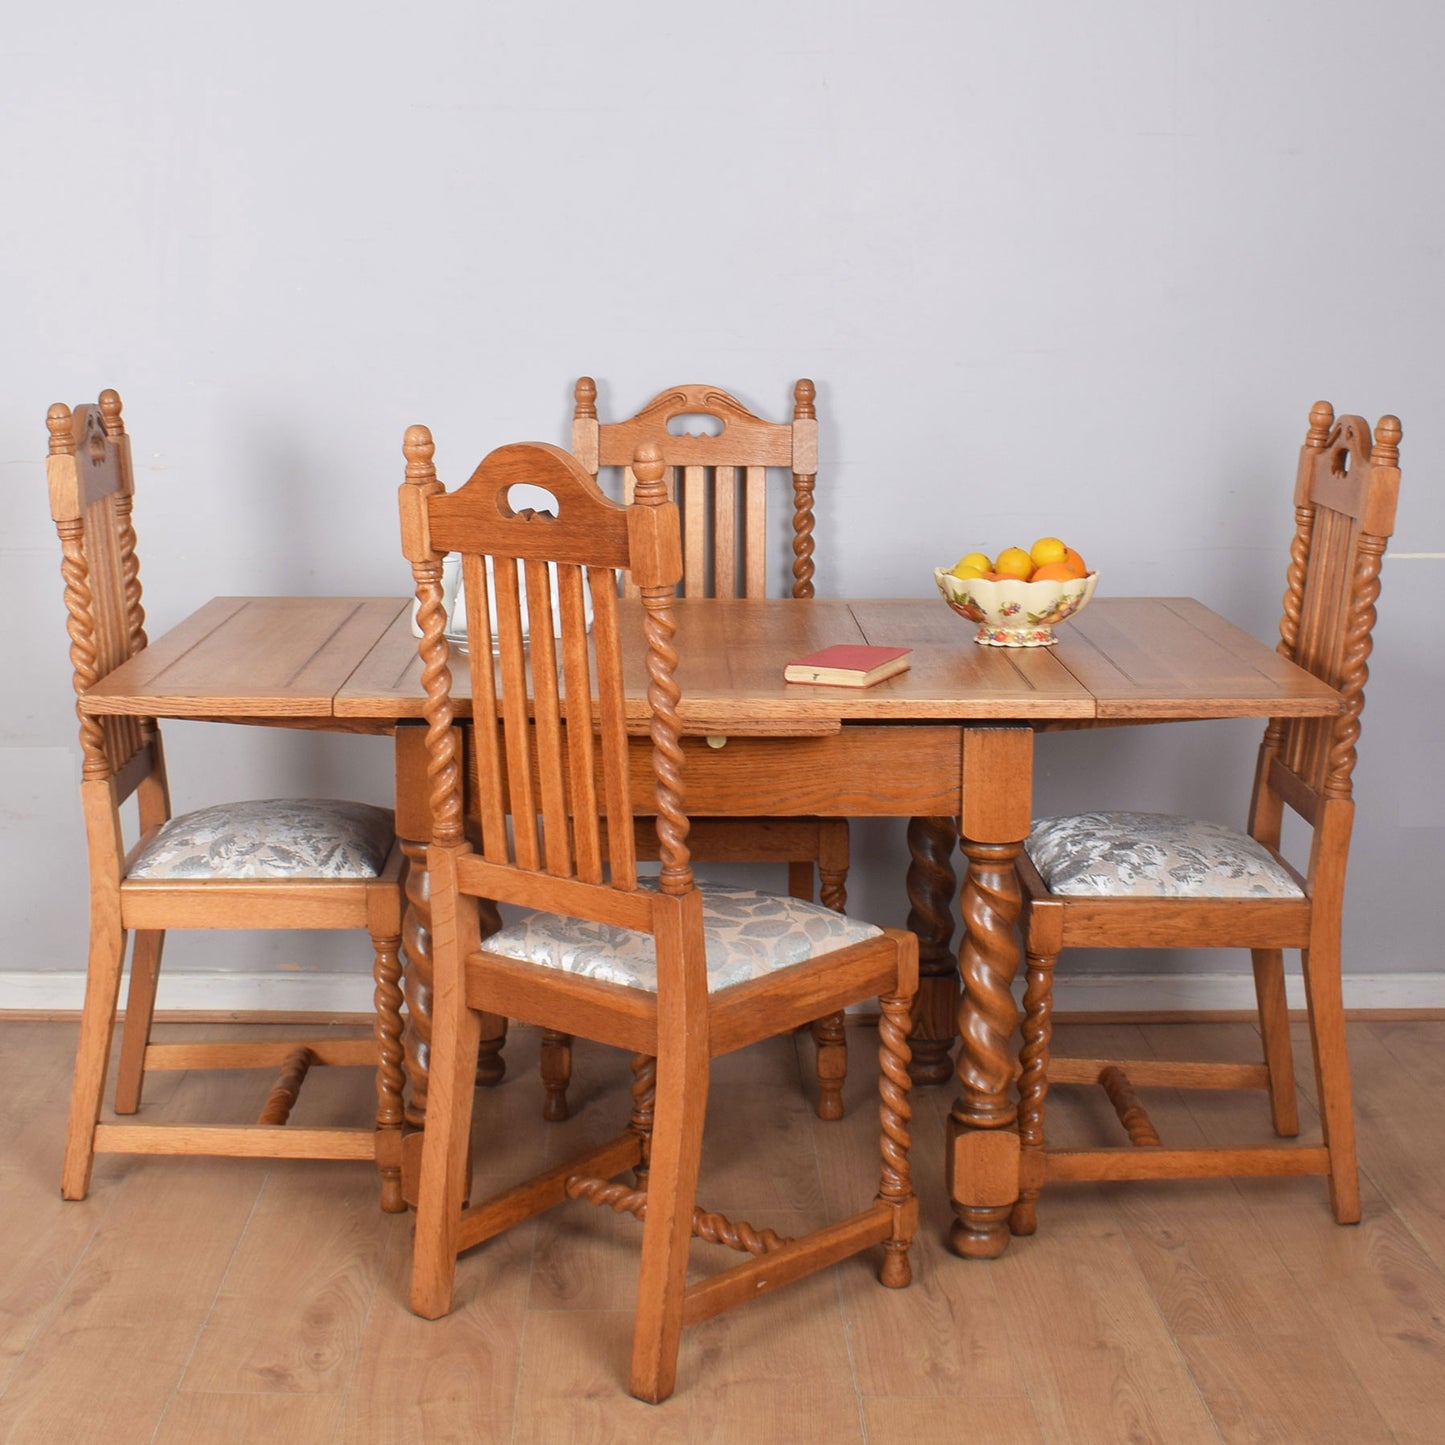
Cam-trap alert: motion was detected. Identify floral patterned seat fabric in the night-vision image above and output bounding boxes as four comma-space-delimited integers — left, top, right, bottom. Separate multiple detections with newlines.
483, 885, 882, 992
1026, 811, 1304, 900
127, 800, 395, 880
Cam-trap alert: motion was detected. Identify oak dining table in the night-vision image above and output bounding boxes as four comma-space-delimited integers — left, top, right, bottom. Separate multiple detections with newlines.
80, 591, 1343, 1259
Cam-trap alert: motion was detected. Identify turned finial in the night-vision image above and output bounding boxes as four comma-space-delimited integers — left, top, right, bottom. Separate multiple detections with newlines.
47, 402, 74, 455
632, 440, 667, 504
793, 378, 816, 420
574, 376, 597, 418
403, 424, 436, 480
1372, 414, 1402, 467
1306, 400, 1334, 450
99, 389, 124, 438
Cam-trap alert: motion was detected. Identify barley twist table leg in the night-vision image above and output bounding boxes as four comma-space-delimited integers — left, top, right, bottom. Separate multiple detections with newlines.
947, 726, 1032, 1259
948, 837, 1024, 1256
905, 815, 959, 1085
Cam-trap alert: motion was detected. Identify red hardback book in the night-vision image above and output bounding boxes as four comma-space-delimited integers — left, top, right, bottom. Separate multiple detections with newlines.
783, 644, 912, 688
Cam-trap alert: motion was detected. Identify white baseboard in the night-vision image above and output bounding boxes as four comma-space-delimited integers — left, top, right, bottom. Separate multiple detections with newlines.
3, 969, 1444, 1016
0, 970, 380, 1015
1047, 972, 1445, 1013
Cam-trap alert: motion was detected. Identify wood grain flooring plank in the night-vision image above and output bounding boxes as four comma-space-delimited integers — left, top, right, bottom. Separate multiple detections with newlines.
862, 1394, 1046, 1445
1163, 1028, 1445, 1445
1243, 1181, 1445, 1445
5, 1018, 1445, 1441
1343, 1020, 1445, 1268
992, 1189, 1222, 1444
179, 1162, 391, 1396
1101, 1023, 1326, 1341
513, 1299, 866, 1444
1177, 1331, 1396, 1444
812, 1029, 1033, 1402
1156, 1017, 1445, 1445
154, 1390, 343, 1443
332, 1215, 532, 1445
0, 1154, 266, 1443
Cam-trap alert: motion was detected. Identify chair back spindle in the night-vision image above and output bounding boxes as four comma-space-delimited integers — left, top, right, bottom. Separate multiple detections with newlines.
400, 435, 686, 897
572, 379, 817, 600
1269, 405, 1400, 809
47, 392, 153, 788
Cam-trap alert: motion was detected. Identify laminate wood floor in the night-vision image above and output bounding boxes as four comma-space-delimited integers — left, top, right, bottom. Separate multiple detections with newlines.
2, 1015, 1443, 1443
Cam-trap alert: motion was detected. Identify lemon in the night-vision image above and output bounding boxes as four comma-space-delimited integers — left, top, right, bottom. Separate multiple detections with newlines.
1029, 536, 1068, 568
994, 546, 1035, 581
951, 551, 992, 578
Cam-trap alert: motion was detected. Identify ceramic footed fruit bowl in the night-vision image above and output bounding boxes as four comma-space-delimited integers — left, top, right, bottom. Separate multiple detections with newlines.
934, 566, 1098, 647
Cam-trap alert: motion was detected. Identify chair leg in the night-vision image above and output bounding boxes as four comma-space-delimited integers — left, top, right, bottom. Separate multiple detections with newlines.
808, 834, 851, 1120
113, 928, 164, 1114
1300, 943, 1361, 1224
540, 1030, 573, 1122
1010, 945, 1056, 1238
1250, 947, 1300, 1137
410, 974, 484, 1320
62, 922, 128, 1201
371, 926, 407, 1213
786, 860, 815, 902
876, 992, 915, 1287
629, 1052, 656, 1191
628, 1036, 708, 1404
809, 1012, 848, 1122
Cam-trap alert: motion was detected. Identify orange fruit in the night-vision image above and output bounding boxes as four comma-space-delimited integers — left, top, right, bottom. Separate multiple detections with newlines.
994, 546, 1035, 581
1031, 560, 1081, 583
1063, 546, 1089, 575
1029, 536, 1068, 568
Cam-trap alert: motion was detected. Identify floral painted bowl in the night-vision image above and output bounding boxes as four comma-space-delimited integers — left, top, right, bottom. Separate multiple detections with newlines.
933, 566, 1098, 647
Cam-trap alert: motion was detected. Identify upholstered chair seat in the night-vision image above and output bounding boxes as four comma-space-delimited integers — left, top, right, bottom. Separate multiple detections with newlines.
1026, 811, 1304, 900
485, 884, 882, 992
128, 799, 395, 880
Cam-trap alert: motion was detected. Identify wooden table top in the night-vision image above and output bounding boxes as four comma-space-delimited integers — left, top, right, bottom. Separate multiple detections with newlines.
81, 594, 1344, 733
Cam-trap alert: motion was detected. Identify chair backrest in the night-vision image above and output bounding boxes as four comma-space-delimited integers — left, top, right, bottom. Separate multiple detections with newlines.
399, 433, 692, 897
571, 378, 818, 600
1266, 402, 1401, 813
46, 390, 157, 790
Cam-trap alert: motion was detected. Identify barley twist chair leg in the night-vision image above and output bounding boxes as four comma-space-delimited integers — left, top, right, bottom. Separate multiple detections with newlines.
1010, 946, 1056, 1237
877, 992, 915, 1288
629, 1052, 657, 1192
372, 928, 407, 1213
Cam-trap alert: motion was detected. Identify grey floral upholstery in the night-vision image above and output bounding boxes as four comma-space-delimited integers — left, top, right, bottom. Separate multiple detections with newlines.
483, 885, 882, 992
1026, 811, 1303, 899
127, 799, 395, 881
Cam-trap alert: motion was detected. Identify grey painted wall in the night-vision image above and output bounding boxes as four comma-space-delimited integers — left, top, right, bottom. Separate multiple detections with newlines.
3, 1, 1441, 1009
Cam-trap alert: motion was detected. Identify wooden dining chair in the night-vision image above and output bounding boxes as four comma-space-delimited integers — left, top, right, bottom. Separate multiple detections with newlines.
401, 433, 917, 1403
48, 390, 408, 1209
560, 377, 852, 1122
1010, 402, 1402, 1234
